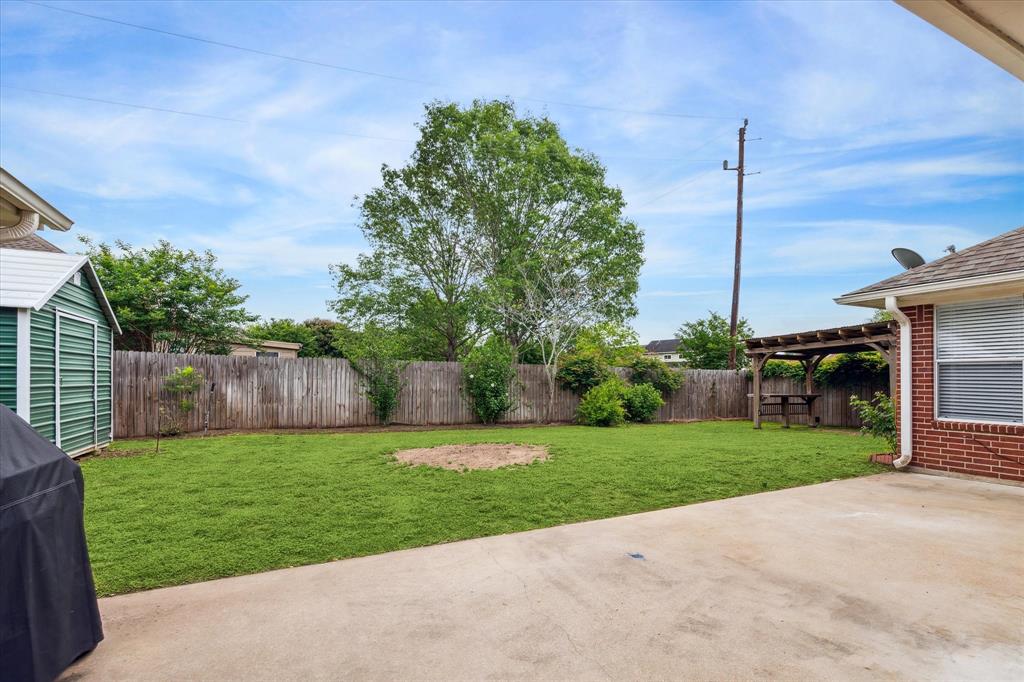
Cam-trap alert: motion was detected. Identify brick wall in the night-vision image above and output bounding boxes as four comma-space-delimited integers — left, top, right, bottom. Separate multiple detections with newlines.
895, 305, 1024, 483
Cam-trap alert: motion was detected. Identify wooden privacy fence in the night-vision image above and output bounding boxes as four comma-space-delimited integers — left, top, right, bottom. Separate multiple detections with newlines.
112, 351, 887, 438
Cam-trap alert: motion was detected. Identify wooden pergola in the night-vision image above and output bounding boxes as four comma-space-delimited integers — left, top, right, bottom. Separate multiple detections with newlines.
745, 320, 897, 429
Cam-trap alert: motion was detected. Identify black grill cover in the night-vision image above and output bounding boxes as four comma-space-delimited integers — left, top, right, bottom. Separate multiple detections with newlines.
1, 404, 103, 682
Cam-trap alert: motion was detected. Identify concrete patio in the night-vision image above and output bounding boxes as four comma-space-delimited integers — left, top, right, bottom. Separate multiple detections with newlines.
64, 473, 1023, 681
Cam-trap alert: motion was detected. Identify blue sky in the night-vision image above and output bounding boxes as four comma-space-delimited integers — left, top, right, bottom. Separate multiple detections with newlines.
1, 0, 1022, 341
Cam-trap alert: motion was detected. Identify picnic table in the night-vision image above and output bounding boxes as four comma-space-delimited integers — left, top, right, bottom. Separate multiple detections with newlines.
747, 393, 821, 428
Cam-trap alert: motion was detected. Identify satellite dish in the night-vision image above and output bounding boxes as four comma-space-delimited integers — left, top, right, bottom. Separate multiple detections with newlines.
892, 247, 926, 270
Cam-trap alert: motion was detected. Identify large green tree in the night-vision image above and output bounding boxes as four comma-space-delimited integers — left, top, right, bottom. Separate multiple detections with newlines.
677, 311, 754, 370
301, 318, 348, 358
331, 100, 643, 369
330, 101, 493, 361
81, 238, 254, 354
454, 100, 644, 415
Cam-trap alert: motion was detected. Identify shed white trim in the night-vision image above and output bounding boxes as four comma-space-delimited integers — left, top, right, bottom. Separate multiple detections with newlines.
0, 248, 121, 334
16, 308, 30, 420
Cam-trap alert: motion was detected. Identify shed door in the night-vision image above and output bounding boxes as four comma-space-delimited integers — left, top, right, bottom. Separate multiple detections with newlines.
57, 312, 98, 453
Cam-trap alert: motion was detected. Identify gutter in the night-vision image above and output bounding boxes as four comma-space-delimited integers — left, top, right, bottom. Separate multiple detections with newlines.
0, 210, 39, 243
885, 296, 912, 468
834, 269, 1024, 307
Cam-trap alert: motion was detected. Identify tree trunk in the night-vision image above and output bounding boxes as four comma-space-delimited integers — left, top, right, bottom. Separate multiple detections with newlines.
544, 365, 557, 423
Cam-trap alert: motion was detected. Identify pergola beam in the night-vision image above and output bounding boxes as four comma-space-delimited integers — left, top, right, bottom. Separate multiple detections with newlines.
745, 320, 897, 430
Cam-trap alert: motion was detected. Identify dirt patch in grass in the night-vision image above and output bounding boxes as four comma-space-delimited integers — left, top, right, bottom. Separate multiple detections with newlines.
81, 447, 157, 460
393, 443, 549, 471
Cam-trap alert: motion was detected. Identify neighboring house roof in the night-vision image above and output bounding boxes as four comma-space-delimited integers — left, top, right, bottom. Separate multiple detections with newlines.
233, 339, 303, 351
645, 339, 680, 353
0, 233, 64, 253
836, 226, 1024, 306
0, 248, 121, 333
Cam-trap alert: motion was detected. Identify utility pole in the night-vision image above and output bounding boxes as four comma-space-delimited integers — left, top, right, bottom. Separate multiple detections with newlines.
723, 118, 751, 370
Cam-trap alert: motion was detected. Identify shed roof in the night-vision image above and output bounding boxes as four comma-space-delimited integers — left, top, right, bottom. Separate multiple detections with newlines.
837, 226, 1024, 304
0, 248, 121, 333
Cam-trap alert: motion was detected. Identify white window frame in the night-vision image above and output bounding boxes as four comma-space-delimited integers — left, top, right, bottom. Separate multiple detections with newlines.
933, 296, 1024, 426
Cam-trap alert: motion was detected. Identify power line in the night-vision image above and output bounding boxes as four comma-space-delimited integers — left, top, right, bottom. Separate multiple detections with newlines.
0, 85, 745, 162
1, 85, 415, 142
629, 131, 733, 185
632, 168, 718, 209
2, 85, 246, 123
21, 0, 736, 122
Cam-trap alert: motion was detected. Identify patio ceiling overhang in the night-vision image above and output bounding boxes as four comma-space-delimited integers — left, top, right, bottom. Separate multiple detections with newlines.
896, 0, 1024, 80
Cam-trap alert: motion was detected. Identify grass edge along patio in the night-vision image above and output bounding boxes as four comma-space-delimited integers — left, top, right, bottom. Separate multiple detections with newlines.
81, 421, 885, 596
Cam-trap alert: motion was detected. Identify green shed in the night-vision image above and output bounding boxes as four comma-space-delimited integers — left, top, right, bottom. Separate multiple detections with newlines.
0, 248, 121, 456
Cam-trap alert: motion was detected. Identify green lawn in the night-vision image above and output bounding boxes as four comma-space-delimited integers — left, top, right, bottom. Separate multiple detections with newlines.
82, 421, 885, 595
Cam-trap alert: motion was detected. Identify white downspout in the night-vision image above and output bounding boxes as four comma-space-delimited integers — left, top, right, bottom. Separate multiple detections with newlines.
886, 296, 912, 468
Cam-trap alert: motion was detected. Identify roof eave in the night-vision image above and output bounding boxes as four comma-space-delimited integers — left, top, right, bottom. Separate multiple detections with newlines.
0, 167, 74, 231
835, 269, 1024, 307
896, 0, 1024, 81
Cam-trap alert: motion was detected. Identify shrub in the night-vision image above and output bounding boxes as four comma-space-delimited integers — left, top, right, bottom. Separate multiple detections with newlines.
824, 353, 889, 387
338, 324, 407, 425
763, 353, 889, 388
629, 356, 684, 394
623, 383, 664, 422
557, 350, 612, 394
761, 359, 805, 382
577, 377, 627, 427
358, 362, 404, 425
463, 338, 517, 424
850, 392, 897, 454
159, 366, 204, 436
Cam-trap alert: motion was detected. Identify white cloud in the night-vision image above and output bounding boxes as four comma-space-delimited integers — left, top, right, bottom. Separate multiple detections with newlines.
0, 0, 1020, 328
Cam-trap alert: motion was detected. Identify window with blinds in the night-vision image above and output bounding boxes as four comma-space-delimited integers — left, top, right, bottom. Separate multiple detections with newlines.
935, 296, 1024, 424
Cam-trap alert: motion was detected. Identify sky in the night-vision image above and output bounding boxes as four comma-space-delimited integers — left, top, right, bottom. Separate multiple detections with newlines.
1, 0, 1022, 341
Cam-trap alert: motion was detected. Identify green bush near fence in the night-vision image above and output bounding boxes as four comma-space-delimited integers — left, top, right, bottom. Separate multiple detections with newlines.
762, 352, 888, 387
623, 383, 664, 422
463, 338, 517, 423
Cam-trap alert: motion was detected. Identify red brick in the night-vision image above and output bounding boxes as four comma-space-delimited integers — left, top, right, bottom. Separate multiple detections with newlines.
894, 304, 1024, 481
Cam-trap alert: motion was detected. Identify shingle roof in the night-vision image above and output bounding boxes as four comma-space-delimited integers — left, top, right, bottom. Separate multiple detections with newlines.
0, 233, 64, 253
0, 248, 121, 333
644, 339, 680, 353
841, 226, 1024, 298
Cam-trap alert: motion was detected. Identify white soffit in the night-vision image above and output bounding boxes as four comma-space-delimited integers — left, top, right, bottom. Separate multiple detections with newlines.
896, 0, 1024, 80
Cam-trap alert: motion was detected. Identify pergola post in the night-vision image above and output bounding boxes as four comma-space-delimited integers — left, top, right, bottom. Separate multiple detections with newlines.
751, 352, 771, 429
802, 355, 823, 427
